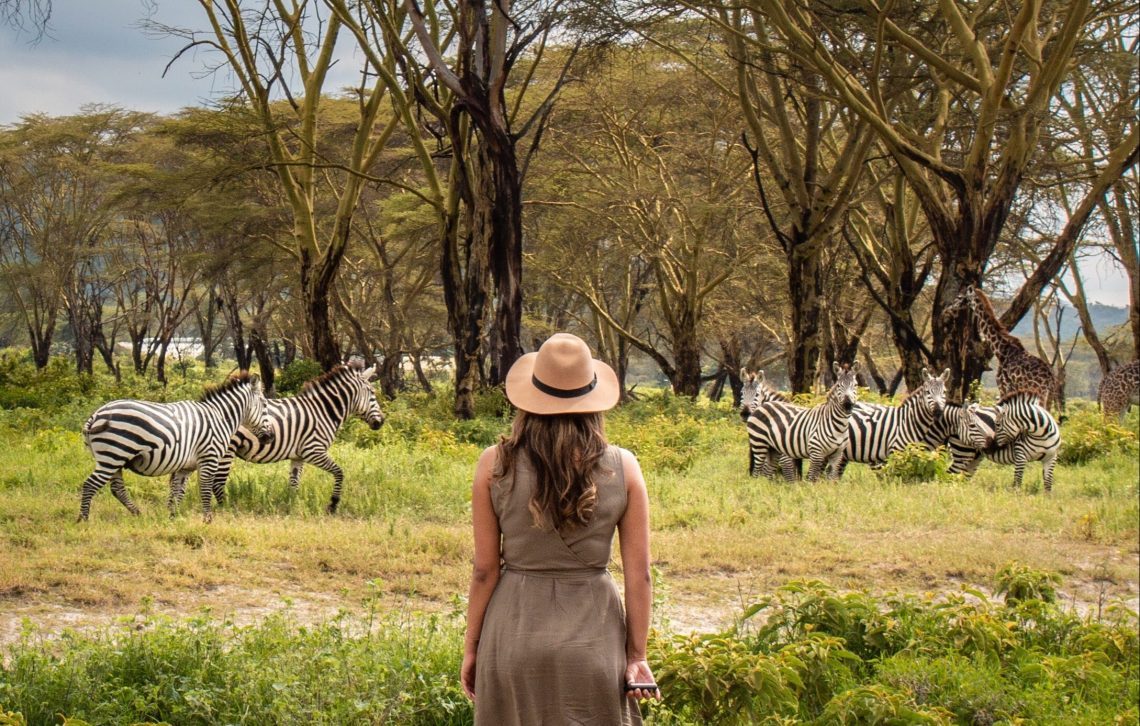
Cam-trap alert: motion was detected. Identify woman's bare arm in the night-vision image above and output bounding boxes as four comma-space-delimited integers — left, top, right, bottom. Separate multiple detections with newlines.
461, 445, 502, 699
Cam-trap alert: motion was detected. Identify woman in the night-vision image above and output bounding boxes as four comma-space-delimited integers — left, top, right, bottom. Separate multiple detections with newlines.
461, 333, 660, 724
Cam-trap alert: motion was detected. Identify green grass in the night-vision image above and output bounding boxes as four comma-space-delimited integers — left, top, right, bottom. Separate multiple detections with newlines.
0, 357, 1137, 723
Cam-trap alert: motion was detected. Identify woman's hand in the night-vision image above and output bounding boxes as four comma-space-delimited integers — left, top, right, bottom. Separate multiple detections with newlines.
624, 658, 662, 701
461, 650, 477, 700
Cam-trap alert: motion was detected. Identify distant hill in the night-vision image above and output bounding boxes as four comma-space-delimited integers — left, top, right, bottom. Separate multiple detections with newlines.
1009, 302, 1129, 341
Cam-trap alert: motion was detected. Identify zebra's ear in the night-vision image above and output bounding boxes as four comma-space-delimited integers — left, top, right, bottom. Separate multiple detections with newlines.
739, 367, 750, 381
757, 370, 765, 383
360, 365, 377, 381
851, 360, 862, 374
922, 367, 931, 381
940, 368, 951, 381
832, 361, 840, 376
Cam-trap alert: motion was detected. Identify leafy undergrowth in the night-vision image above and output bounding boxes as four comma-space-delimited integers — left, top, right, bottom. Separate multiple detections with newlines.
1, 569, 1136, 725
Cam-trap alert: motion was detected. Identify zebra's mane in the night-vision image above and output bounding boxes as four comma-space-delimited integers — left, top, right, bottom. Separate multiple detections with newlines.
996, 389, 1040, 406
300, 365, 354, 396
200, 372, 258, 402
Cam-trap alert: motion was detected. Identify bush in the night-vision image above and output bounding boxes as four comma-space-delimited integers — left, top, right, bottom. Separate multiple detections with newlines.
275, 359, 325, 396
878, 444, 960, 484
994, 561, 1061, 606
1059, 411, 1139, 464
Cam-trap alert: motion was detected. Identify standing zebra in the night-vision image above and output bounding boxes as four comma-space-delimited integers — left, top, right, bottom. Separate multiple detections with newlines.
988, 391, 1061, 492
739, 368, 790, 420
747, 362, 860, 481
831, 368, 949, 477
170, 363, 385, 515
739, 369, 800, 476
79, 373, 271, 522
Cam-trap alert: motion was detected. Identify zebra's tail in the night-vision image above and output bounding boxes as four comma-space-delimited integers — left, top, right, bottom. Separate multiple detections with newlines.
82, 414, 111, 448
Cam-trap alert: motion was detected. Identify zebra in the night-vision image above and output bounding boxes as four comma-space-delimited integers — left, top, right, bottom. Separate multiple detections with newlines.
987, 391, 1061, 492
832, 368, 949, 476
931, 403, 1000, 476
747, 362, 860, 481
79, 373, 271, 522
169, 363, 385, 515
739, 368, 800, 476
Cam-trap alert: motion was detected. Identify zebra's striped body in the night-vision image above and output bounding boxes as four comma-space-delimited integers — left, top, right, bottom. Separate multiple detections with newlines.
169, 364, 384, 514
739, 369, 802, 477
837, 368, 949, 473
989, 391, 1061, 492
747, 362, 860, 481
79, 374, 270, 522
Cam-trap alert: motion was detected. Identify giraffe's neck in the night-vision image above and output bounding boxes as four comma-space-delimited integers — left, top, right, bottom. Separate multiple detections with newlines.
974, 300, 1022, 363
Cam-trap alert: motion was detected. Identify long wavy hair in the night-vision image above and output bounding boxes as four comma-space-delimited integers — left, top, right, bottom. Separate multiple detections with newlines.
495, 411, 608, 531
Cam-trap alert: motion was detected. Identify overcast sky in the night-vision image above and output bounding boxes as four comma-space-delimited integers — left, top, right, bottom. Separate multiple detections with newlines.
1, 0, 1133, 308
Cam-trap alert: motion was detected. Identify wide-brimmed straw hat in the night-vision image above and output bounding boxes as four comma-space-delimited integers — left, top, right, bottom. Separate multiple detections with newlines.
505, 333, 620, 414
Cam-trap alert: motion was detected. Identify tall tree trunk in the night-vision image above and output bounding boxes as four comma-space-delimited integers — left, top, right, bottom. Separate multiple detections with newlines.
250, 326, 275, 396
300, 250, 342, 370
412, 354, 433, 393
671, 316, 702, 397
29, 321, 54, 370
787, 244, 824, 393
481, 133, 524, 386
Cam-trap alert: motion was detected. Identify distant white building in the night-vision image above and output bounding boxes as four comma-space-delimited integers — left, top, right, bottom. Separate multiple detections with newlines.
116, 337, 205, 361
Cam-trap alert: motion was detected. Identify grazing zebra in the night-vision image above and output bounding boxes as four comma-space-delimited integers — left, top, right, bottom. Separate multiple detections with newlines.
79, 373, 271, 522
739, 368, 800, 476
747, 362, 860, 481
988, 391, 1061, 492
833, 368, 949, 476
934, 403, 1000, 476
169, 363, 385, 515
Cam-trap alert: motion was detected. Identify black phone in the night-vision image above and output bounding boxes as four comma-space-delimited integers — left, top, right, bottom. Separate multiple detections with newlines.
625, 682, 659, 691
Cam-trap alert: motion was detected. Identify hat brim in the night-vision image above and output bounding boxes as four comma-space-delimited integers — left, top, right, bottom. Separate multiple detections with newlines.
505, 352, 621, 414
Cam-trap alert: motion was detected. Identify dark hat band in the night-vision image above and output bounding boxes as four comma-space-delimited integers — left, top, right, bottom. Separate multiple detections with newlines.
531, 373, 598, 399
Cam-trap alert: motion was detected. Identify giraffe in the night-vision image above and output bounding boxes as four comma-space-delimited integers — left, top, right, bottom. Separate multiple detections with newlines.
1098, 360, 1140, 423
948, 287, 1057, 407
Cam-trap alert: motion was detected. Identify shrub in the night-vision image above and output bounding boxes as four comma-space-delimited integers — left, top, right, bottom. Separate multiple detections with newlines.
878, 444, 960, 484
994, 561, 1061, 606
275, 359, 325, 396
1059, 411, 1139, 464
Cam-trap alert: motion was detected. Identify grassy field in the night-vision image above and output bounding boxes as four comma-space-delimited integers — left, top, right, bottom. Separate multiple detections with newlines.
0, 361, 1137, 722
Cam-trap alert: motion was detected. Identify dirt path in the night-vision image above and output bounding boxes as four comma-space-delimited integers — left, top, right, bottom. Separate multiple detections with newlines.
3, 568, 1136, 650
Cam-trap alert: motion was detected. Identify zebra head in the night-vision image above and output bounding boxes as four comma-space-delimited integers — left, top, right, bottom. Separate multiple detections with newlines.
918, 367, 950, 419
829, 361, 860, 413
739, 368, 763, 421
960, 402, 996, 450
352, 365, 385, 430
242, 376, 273, 444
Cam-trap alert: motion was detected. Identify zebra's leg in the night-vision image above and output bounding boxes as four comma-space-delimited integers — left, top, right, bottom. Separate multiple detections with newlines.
168, 471, 190, 516
211, 452, 236, 509
197, 459, 220, 524
1042, 450, 1058, 494
779, 453, 797, 482
1011, 444, 1028, 490
829, 455, 849, 480
77, 465, 117, 522
289, 460, 304, 489
305, 451, 345, 514
805, 449, 824, 482
109, 472, 141, 516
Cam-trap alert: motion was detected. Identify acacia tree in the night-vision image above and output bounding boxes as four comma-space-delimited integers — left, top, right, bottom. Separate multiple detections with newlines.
0, 108, 146, 371
749, 0, 1139, 398
531, 44, 757, 395
167, 1, 407, 368
844, 168, 937, 390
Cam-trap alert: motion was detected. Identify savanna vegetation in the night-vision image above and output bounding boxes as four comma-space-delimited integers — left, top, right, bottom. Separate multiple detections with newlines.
0, 360, 1137, 723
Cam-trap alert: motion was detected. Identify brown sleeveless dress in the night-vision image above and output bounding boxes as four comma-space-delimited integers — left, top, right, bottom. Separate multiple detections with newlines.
474, 445, 643, 725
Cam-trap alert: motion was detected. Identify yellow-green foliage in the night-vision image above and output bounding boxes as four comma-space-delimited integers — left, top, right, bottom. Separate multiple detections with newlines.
1059, 409, 1139, 464
878, 444, 960, 484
